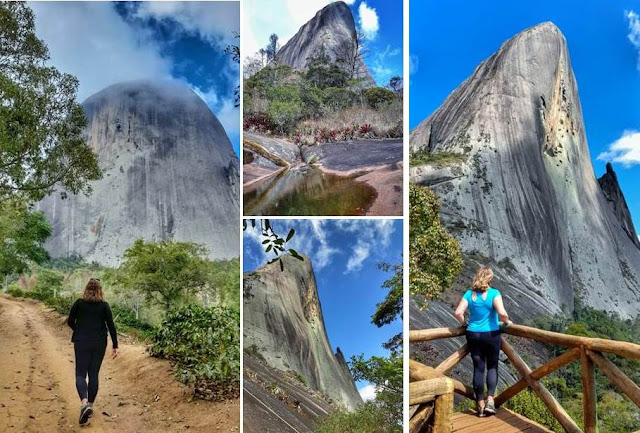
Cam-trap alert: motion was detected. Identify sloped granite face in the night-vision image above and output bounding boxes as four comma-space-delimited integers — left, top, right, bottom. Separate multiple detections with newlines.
410, 22, 640, 320
275, 1, 376, 86
598, 163, 640, 249
243, 254, 363, 411
38, 80, 239, 266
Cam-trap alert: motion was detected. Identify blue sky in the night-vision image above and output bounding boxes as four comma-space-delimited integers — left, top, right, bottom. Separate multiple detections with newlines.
410, 0, 640, 232
243, 219, 403, 400
30, 2, 240, 154
244, 0, 403, 87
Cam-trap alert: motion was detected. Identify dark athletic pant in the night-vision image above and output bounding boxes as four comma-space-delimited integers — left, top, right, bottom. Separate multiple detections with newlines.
466, 330, 501, 402
74, 340, 107, 403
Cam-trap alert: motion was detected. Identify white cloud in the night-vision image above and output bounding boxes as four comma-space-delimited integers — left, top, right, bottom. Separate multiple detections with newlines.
244, 219, 397, 274
29, 2, 239, 142
597, 130, 640, 167
343, 0, 357, 4
132, 2, 239, 48
244, 0, 336, 57
346, 242, 371, 273
308, 220, 340, 269
193, 86, 240, 138
338, 219, 396, 273
30, 2, 172, 102
626, 10, 640, 69
358, 2, 379, 40
358, 384, 377, 401
371, 44, 401, 84
410, 53, 419, 75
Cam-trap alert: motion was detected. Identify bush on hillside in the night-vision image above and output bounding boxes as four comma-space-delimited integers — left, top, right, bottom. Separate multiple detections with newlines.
151, 304, 240, 401
363, 87, 396, 109
314, 402, 402, 433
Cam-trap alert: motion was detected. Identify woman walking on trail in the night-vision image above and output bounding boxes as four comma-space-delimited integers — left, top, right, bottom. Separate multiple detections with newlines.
67, 278, 119, 425
454, 267, 512, 417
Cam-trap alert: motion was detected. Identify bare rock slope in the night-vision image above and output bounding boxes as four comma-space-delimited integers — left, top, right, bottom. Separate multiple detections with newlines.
410, 22, 640, 322
38, 80, 239, 266
243, 254, 362, 411
276, 1, 375, 86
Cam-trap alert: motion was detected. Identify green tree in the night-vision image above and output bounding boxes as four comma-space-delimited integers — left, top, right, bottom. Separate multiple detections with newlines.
306, 49, 350, 89
350, 353, 403, 427
363, 87, 396, 109
33, 268, 63, 298
266, 33, 279, 64
388, 76, 403, 94
373, 260, 403, 351
0, 2, 100, 203
206, 258, 240, 307
114, 239, 211, 314
224, 32, 240, 108
0, 199, 51, 279
409, 183, 462, 302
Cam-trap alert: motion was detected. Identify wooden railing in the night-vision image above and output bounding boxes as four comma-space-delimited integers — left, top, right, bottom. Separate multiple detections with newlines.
409, 324, 640, 433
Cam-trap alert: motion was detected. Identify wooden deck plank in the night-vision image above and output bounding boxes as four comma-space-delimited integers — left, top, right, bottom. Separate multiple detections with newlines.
452, 409, 553, 433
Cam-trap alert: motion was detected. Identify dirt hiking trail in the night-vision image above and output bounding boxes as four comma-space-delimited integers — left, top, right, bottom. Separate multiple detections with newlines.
0, 296, 239, 433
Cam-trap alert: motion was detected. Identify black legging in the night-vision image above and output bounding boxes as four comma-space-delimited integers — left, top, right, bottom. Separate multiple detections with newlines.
74, 340, 107, 403
466, 330, 501, 401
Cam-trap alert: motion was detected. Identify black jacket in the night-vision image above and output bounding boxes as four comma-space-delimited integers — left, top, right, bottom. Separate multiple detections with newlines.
67, 299, 118, 348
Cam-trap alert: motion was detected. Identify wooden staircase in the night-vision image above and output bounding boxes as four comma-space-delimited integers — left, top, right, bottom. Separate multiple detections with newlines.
409, 324, 640, 433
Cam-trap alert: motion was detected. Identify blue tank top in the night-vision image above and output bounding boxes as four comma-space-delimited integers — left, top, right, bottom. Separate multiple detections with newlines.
463, 287, 500, 332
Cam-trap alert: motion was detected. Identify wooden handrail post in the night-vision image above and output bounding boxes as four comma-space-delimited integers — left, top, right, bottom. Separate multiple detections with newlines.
409, 404, 433, 433
495, 346, 581, 407
409, 359, 475, 400
503, 324, 640, 360
409, 367, 454, 433
435, 343, 469, 375
410, 327, 466, 343
433, 390, 454, 433
580, 347, 597, 433
501, 337, 582, 433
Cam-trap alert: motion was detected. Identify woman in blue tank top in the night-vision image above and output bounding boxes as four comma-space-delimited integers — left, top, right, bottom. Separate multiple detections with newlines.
454, 267, 512, 417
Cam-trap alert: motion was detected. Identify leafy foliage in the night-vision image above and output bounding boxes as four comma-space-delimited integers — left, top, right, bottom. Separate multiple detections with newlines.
114, 239, 212, 314
349, 352, 403, 427
409, 183, 462, 302
151, 304, 240, 401
410, 151, 468, 167
242, 219, 303, 270
0, 2, 100, 202
0, 199, 51, 277
363, 87, 396, 109
244, 45, 402, 139
373, 261, 403, 351
506, 390, 564, 432
314, 401, 401, 433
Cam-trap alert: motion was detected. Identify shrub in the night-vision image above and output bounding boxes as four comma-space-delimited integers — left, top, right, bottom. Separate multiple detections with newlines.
321, 87, 356, 113
268, 100, 303, 134
110, 303, 156, 340
363, 87, 396, 109
151, 304, 240, 401
506, 390, 563, 432
33, 268, 64, 299
314, 402, 401, 433
44, 294, 75, 315
6, 284, 24, 297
